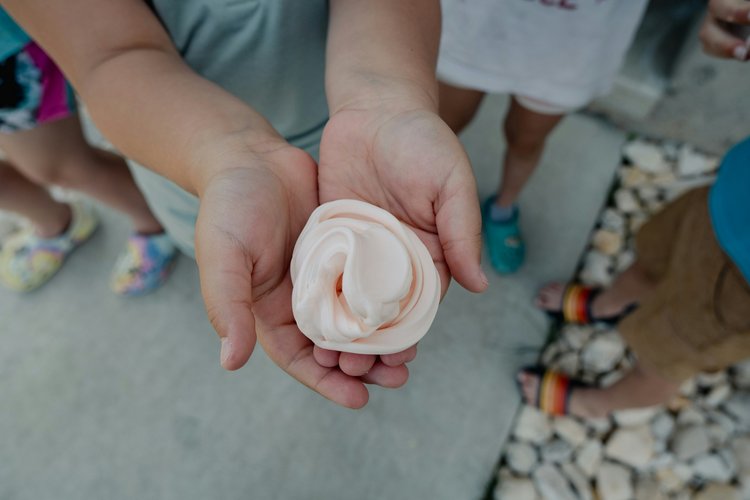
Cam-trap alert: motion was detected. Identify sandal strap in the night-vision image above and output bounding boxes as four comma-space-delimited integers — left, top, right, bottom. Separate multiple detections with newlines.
537, 370, 573, 416
562, 284, 595, 323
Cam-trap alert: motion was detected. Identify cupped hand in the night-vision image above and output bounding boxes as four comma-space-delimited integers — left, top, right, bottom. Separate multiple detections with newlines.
700, 0, 750, 61
318, 101, 488, 298
194, 140, 412, 408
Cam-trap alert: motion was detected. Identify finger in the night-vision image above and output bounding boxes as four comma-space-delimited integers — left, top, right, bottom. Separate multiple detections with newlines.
255, 280, 371, 409
313, 346, 341, 368
380, 345, 418, 367
435, 177, 488, 294
709, 0, 750, 24
361, 362, 409, 388
700, 15, 749, 60
195, 219, 257, 371
338, 352, 377, 377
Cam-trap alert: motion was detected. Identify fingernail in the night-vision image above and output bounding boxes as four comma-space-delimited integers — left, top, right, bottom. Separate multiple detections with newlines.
734, 45, 748, 61
479, 269, 489, 287
220, 338, 232, 367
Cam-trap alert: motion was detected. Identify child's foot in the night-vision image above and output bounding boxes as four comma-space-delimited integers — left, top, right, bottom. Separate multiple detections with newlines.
535, 282, 636, 323
483, 197, 525, 274
110, 232, 177, 296
0, 201, 98, 292
517, 369, 604, 419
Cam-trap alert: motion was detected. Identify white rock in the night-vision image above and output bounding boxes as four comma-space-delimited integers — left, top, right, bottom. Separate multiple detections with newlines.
697, 371, 728, 388
581, 331, 625, 373
703, 383, 731, 408
505, 441, 539, 475
740, 475, 750, 500
599, 208, 626, 232
651, 412, 675, 442
599, 368, 626, 388
614, 188, 642, 214
623, 140, 668, 173
586, 417, 612, 437
532, 464, 577, 500
671, 425, 712, 461
605, 425, 655, 469
731, 436, 750, 474
619, 166, 650, 187
576, 440, 603, 478
651, 170, 678, 187
541, 438, 574, 463
613, 406, 660, 427
722, 391, 750, 430
691, 452, 734, 483
514, 406, 553, 444
732, 359, 750, 388
679, 378, 697, 398
706, 422, 730, 447
677, 145, 719, 177
647, 452, 675, 469
634, 477, 668, 500
638, 184, 661, 202
694, 483, 742, 500
494, 475, 538, 500
645, 199, 665, 214
592, 229, 624, 256
579, 250, 613, 287
553, 352, 579, 376
615, 249, 636, 273
595, 461, 632, 500
541, 342, 562, 366
707, 410, 736, 439
677, 406, 707, 426
655, 466, 687, 493
554, 417, 587, 447
562, 325, 594, 351
560, 462, 593, 500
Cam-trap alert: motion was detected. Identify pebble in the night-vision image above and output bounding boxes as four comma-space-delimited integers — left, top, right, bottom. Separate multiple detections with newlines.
696, 371, 728, 388
651, 412, 675, 442
691, 452, 734, 483
581, 331, 625, 373
679, 378, 697, 398
553, 417, 587, 447
677, 145, 719, 177
592, 229, 624, 256
731, 436, 750, 474
599, 208, 626, 232
596, 461, 632, 500
623, 140, 669, 173
655, 466, 687, 493
619, 166, 650, 187
638, 184, 661, 202
576, 440, 603, 478
560, 462, 593, 500
579, 250, 613, 286
677, 406, 707, 426
629, 212, 648, 233
722, 391, 750, 430
615, 249, 636, 273
614, 188, 641, 214
605, 425, 655, 469
514, 406, 553, 444
541, 438, 574, 464
613, 406, 659, 427
703, 383, 731, 408
561, 325, 593, 351
494, 473, 538, 500
694, 483, 742, 500
505, 441, 538, 475
671, 425, 711, 461
553, 352, 579, 376
586, 417, 612, 437
541, 342, 562, 366
634, 477, 668, 500
731, 359, 750, 387
532, 464, 578, 500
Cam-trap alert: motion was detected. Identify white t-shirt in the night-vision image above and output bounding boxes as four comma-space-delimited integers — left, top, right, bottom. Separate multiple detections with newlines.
438, 0, 649, 109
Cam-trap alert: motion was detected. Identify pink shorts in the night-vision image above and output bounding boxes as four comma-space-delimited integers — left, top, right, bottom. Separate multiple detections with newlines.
0, 41, 75, 133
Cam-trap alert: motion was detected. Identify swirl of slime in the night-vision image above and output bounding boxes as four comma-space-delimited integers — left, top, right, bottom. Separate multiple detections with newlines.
291, 200, 441, 355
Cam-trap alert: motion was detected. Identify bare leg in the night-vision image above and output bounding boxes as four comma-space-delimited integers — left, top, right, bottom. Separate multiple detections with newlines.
0, 116, 163, 234
536, 261, 658, 318
496, 97, 564, 208
519, 361, 681, 419
0, 162, 71, 237
438, 82, 485, 134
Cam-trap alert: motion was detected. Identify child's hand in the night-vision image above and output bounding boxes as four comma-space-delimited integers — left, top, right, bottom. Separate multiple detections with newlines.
195, 141, 410, 409
700, 0, 750, 61
319, 99, 488, 298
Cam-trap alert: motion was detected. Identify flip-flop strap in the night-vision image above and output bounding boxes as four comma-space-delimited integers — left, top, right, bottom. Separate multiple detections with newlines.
562, 284, 594, 323
538, 370, 572, 416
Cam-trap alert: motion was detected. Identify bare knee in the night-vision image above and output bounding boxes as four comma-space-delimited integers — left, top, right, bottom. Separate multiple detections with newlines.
0, 164, 31, 195
19, 154, 91, 189
503, 120, 548, 158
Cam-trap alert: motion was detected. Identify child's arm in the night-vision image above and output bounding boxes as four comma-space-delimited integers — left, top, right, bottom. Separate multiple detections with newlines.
1, 0, 403, 409
321, 0, 488, 295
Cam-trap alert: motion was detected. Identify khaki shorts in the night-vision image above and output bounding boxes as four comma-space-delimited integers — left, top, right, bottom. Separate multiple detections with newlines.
620, 187, 750, 382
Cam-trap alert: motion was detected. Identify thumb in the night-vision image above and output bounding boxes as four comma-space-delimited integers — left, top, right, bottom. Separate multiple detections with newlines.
436, 175, 488, 294
710, 0, 750, 25
195, 218, 257, 371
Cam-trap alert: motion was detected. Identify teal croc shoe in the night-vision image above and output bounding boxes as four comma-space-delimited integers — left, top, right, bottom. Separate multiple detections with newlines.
483, 197, 525, 274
